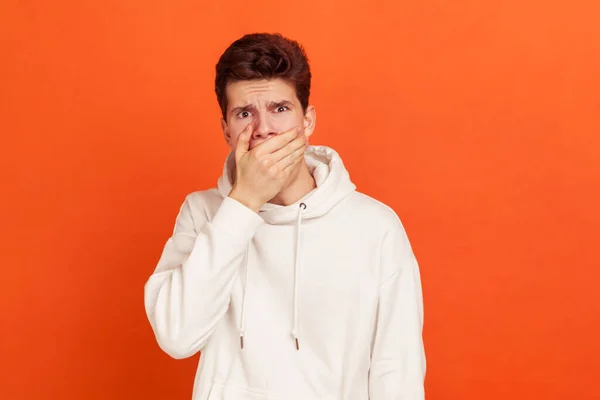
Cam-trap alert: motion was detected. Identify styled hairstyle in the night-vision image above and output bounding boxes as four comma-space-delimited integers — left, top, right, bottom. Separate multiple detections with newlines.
215, 33, 311, 120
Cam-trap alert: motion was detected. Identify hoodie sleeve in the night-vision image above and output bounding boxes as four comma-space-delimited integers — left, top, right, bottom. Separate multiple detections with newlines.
144, 195, 264, 359
369, 217, 426, 399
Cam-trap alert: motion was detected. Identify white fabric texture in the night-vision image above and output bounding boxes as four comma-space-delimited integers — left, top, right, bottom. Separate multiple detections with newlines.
144, 145, 426, 399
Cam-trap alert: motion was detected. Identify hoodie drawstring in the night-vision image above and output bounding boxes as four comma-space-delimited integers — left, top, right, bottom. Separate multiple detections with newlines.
292, 202, 306, 350
239, 202, 306, 351
240, 245, 250, 349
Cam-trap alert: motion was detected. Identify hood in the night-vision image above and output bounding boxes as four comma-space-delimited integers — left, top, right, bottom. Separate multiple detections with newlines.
217, 145, 356, 225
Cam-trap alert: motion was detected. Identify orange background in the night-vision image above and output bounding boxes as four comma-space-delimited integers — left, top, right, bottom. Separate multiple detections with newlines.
2, 0, 599, 399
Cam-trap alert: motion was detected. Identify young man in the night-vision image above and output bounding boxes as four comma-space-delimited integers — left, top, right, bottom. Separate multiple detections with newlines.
144, 33, 426, 399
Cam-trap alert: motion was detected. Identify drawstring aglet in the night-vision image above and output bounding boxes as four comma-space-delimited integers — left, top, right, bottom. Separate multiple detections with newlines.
240, 335, 244, 349
295, 338, 300, 351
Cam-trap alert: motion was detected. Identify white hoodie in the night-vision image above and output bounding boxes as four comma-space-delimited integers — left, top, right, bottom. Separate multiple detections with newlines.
144, 145, 426, 400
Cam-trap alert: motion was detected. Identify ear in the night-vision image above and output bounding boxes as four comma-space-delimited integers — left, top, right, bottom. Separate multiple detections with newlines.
221, 118, 233, 148
303, 105, 316, 139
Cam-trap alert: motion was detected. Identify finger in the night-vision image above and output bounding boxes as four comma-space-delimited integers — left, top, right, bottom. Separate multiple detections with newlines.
279, 143, 308, 171
270, 133, 307, 163
235, 123, 253, 159
254, 126, 301, 155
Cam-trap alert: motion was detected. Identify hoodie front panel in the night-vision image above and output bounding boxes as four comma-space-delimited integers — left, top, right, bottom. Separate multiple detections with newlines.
197, 199, 381, 399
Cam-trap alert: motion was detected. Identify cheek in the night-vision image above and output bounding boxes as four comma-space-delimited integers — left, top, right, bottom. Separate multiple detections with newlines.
226, 120, 245, 143
272, 113, 304, 133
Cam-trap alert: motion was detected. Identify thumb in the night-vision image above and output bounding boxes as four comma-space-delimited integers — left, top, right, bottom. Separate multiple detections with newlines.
235, 123, 253, 159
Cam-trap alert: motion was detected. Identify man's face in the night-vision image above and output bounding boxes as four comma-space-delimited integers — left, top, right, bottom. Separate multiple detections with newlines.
221, 78, 315, 151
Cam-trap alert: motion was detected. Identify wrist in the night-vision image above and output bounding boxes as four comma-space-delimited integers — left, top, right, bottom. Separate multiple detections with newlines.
229, 187, 263, 213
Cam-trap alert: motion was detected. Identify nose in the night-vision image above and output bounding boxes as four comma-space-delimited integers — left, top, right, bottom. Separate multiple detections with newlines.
252, 112, 277, 140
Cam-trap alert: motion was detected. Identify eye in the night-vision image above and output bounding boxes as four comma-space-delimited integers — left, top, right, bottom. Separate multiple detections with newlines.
275, 105, 289, 113
237, 110, 252, 119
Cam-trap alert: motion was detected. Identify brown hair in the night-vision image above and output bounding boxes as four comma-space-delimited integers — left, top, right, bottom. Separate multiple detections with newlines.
215, 33, 311, 120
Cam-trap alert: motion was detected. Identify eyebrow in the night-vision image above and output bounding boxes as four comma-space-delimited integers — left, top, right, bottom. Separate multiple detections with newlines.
230, 104, 256, 116
229, 100, 294, 116
269, 100, 293, 109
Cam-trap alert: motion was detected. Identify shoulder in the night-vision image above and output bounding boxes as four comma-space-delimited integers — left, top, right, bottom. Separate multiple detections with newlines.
342, 191, 405, 233
347, 192, 419, 280
172, 188, 224, 232
183, 189, 223, 212
338, 191, 416, 279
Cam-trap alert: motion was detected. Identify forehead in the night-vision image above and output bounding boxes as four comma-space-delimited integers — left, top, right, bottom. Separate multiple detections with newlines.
225, 78, 298, 106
